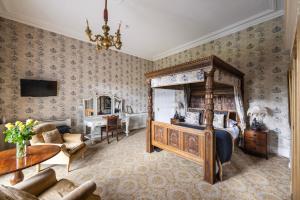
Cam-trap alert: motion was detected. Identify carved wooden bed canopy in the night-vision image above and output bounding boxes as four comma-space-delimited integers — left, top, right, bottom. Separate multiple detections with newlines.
145, 55, 245, 184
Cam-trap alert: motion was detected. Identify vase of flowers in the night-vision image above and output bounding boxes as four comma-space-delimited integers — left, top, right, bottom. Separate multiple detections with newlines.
3, 119, 38, 158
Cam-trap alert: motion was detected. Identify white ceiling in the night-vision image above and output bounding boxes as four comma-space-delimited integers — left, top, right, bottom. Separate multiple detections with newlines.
0, 0, 284, 60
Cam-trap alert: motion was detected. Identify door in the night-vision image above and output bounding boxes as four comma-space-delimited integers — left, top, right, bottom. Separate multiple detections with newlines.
153, 89, 176, 123
289, 19, 300, 200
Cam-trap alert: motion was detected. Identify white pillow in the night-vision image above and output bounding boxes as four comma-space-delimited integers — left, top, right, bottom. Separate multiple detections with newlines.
185, 112, 199, 125
213, 114, 225, 128
227, 119, 238, 128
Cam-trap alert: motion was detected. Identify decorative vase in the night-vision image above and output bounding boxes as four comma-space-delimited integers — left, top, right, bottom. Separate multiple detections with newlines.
16, 141, 27, 158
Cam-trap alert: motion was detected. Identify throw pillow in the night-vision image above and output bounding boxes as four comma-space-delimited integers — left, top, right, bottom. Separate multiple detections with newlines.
0, 185, 39, 200
213, 113, 225, 128
185, 112, 200, 125
56, 125, 71, 134
214, 111, 228, 127
42, 129, 63, 144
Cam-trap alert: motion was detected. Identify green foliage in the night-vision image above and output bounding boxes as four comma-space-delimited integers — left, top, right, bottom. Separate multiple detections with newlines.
2, 119, 38, 144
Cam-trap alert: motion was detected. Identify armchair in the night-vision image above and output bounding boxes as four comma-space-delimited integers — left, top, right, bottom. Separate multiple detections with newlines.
14, 168, 100, 200
30, 123, 87, 172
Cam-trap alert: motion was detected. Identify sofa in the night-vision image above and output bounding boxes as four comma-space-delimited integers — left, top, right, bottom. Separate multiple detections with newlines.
0, 168, 100, 200
30, 123, 87, 172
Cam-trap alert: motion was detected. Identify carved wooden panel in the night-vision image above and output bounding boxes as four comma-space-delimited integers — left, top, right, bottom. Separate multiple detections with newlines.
154, 125, 165, 144
183, 133, 199, 156
168, 129, 180, 149
151, 121, 205, 163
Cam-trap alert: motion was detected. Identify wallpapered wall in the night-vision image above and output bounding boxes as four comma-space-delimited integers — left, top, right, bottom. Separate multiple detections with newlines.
0, 16, 291, 157
0, 17, 153, 131
154, 17, 291, 157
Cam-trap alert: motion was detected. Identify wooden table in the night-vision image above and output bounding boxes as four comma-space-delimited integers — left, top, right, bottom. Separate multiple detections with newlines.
0, 145, 60, 185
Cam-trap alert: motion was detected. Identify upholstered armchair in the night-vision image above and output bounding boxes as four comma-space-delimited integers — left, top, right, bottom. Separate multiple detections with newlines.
30, 123, 87, 172
14, 168, 100, 200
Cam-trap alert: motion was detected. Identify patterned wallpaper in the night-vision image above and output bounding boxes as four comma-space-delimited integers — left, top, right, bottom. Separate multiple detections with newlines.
154, 17, 291, 157
0, 17, 153, 131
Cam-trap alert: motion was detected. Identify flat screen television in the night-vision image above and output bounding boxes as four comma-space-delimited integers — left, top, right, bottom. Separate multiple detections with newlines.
20, 79, 57, 97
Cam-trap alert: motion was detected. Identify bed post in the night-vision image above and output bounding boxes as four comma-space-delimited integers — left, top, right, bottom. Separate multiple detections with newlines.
204, 69, 216, 184
146, 79, 154, 153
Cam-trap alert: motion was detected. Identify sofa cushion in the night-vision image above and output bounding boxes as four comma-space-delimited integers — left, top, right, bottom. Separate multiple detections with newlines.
31, 123, 57, 144
38, 179, 76, 200
30, 134, 45, 144
42, 129, 64, 144
38, 179, 99, 200
0, 185, 39, 200
64, 142, 86, 154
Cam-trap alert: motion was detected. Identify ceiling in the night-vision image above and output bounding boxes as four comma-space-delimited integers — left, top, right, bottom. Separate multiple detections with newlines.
0, 0, 284, 60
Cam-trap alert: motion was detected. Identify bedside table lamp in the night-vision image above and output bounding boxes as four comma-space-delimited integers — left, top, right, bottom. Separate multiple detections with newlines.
247, 105, 268, 131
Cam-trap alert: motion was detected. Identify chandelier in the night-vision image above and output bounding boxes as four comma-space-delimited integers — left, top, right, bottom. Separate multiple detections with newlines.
85, 0, 122, 50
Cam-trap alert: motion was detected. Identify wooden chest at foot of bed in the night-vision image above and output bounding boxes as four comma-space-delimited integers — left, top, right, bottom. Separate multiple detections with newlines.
151, 121, 206, 164
244, 129, 268, 159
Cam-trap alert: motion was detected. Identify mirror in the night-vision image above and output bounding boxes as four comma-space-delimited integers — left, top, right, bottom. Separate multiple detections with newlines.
97, 96, 112, 115
114, 97, 122, 113
84, 98, 94, 117
126, 105, 133, 114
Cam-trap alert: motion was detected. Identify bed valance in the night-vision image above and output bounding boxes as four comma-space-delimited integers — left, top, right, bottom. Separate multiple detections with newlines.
151, 68, 206, 88
146, 56, 244, 88
214, 68, 241, 87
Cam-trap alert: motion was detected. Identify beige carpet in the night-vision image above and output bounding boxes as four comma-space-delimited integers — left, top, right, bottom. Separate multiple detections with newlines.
0, 129, 291, 200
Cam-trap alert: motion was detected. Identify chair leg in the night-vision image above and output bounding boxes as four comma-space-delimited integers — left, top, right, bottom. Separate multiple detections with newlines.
36, 164, 41, 173
101, 130, 103, 141
81, 151, 85, 159
117, 130, 119, 141
67, 159, 71, 173
107, 131, 110, 144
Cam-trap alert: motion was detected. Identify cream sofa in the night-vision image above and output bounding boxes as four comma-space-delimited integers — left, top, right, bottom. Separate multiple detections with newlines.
13, 168, 100, 200
30, 123, 87, 172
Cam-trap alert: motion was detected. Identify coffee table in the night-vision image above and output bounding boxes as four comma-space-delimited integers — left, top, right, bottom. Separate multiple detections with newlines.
0, 145, 60, 185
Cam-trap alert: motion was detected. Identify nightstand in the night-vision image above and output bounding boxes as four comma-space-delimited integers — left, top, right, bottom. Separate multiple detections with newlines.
244, 129, 268, 159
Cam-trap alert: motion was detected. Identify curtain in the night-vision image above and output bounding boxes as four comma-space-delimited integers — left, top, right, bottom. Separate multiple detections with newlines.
233, 86, 246, 146
183, 85, 191, 115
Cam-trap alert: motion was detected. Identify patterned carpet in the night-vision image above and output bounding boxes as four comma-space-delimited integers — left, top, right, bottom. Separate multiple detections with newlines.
0, 129, 291, 200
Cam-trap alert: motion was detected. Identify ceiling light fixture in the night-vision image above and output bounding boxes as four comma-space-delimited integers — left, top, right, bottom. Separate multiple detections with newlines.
85, 0, 122, 50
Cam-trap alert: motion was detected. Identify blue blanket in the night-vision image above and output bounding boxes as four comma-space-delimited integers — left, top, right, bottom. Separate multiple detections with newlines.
176, 123, 232, 163
215, 129, 232, 163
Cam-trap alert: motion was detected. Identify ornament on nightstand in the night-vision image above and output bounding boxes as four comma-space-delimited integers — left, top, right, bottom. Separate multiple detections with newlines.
250, 118, 266, 131
247, 105, 268, 131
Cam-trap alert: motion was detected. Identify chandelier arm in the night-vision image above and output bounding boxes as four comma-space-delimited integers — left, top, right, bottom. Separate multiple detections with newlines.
95, 34, 103, 40
85, 0, 122, 50
88, 35, 98, 42
112, 36, 117, 46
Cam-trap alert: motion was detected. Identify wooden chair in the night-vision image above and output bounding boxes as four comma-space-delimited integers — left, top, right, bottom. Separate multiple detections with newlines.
101, 115, 120, 144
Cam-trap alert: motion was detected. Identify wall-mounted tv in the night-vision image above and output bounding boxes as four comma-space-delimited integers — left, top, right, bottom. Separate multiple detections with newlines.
20, 79, 57, 97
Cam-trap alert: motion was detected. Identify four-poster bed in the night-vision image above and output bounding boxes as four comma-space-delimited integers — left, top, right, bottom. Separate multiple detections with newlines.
145, 55, 245, 184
